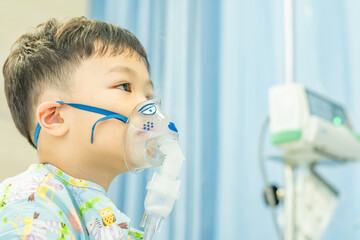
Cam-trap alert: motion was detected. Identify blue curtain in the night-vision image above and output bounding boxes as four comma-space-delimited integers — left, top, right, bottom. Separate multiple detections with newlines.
90, 0, 360, 239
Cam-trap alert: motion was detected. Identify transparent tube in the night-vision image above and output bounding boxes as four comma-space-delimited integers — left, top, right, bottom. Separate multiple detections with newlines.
141, 212, 164, 240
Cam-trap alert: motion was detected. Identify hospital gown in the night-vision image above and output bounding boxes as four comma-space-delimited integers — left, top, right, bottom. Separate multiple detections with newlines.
0, 163, 143, 239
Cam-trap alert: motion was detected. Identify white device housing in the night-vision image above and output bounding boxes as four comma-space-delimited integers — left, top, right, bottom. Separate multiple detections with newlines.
269, 83, 360, 164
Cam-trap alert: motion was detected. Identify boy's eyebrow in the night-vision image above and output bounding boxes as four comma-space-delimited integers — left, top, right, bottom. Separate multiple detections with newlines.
108, 66, 136, 75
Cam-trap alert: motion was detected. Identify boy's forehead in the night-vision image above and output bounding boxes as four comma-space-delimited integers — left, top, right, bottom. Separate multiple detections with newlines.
77, 53, 153, 88
107, 64, 153, 88
82, 51, 148, 75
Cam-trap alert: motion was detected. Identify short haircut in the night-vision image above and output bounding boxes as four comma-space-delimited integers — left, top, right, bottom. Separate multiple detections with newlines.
3, 16, 150, 148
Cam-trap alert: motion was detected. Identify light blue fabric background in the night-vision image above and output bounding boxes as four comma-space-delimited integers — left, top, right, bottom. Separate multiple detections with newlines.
90, 0, 360, 239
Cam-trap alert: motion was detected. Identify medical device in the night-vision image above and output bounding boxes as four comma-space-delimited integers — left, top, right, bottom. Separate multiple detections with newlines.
262, 0, 360, 239
140, 140, 184, 240
264, 83, 360, 240
269, 83, 360, 164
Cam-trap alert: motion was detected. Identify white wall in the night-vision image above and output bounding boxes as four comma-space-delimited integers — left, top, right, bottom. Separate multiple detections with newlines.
0, 0, 89, 181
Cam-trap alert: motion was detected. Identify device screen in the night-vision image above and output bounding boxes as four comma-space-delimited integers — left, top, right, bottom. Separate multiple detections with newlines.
306, 89, 348, 126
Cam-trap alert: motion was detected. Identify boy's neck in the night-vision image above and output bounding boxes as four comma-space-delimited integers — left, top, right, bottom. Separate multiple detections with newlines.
38, 145, 120, 192
47, 160, 114, 191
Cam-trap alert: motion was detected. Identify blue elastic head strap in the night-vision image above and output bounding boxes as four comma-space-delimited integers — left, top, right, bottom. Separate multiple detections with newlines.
34, 101, 128, 148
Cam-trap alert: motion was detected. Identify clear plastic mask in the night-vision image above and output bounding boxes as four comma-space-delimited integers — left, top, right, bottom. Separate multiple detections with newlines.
123, 100, 179, 172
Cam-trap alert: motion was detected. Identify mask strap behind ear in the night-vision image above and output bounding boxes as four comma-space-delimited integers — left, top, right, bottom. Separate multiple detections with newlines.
34, 101, 128, 148
34, 123, 42, 148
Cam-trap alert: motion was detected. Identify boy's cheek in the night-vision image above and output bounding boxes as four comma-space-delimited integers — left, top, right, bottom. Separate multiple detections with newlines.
96, 124, 128, 172
68, 112, 127, 166
79, 120, 128, 172
92, 120, 126, 150
69, 111, 124, 141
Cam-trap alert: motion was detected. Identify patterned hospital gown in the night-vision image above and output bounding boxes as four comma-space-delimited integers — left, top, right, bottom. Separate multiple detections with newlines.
0, 163, 143, 239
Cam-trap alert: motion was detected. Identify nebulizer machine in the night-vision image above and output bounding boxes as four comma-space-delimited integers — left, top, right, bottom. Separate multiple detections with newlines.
34, 99, 185, 240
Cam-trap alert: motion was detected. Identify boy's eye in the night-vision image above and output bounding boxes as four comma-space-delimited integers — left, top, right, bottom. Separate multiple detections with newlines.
116, 83, 132, 92
146, 95, 154, 100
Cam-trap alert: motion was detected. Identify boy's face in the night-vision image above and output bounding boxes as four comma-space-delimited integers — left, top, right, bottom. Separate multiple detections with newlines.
64, 50, 153, 174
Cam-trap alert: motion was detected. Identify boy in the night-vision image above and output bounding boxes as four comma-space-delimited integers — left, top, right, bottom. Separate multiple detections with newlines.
0, 16, 153, 239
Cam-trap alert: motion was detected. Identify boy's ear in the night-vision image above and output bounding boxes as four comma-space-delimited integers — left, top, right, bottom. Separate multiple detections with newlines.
36, 101, 69, 137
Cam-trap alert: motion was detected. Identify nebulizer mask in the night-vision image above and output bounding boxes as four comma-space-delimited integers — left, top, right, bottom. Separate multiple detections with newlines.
34, 99, 185, 239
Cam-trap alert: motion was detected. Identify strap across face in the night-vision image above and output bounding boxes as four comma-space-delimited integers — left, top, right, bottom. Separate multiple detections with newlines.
34, 101, 128, 148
